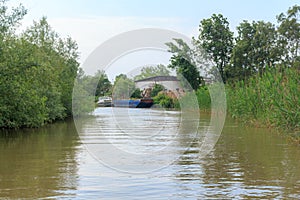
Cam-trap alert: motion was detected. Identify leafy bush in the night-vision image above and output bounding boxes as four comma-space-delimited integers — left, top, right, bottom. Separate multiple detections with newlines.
0, 17, 79, 128
153, 93, 178, 109
151, 84, 165, 97
131, 88, 142, 99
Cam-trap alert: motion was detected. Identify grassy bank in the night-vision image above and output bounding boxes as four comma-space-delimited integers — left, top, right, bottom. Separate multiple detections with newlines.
226, 67, 300, 140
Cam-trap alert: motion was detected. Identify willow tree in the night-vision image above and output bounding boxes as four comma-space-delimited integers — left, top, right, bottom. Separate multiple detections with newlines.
166, 39, 203, 90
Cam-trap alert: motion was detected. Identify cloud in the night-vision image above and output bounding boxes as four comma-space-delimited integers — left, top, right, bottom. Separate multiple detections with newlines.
45, 16, 192, 63
19, 15, 197, 78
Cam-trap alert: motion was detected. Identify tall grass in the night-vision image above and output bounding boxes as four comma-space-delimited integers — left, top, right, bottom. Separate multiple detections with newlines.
196, 86, 211, 110
152, 86, 212, 110
227, 67, 300, 132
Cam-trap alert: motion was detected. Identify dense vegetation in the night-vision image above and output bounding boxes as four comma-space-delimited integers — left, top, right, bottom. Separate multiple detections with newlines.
1, 0, 299, 136
227, 67, 299, 133
164, 5, 300, 134
133, 64, 170, 81
0, 1, 79, 128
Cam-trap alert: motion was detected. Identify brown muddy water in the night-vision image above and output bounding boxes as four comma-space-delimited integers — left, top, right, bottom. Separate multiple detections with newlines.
0, 107, 299, 199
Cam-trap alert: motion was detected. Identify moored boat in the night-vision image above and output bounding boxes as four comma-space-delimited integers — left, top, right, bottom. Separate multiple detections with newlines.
113, 98, 153, 108
97, 96, 113, 107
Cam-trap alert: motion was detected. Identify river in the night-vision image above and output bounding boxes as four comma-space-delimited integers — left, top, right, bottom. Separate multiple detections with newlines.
0, 107, 299, 199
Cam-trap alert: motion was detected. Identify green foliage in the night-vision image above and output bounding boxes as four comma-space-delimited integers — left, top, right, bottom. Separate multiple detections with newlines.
166, 38, 194, 60
0, 2, 79, 128
196, 86, 211, 110
150, 84, 164, 97
229, 20, 281, 81
134, 64, 170, 80
197, 14, 234, 82
227, 67, 300, 131
130, 88, 142, 99
72, 79, 95, 117
163, 6, 300, 133
277, 5, 300, 67
79, 70, 112, 98
166, 38, 204, 90
168, 55, 202, 90
73, 70, 110, 116
95, 71, 111, 97
153, 93, 178, 109
112, 74, 136, 99
0, 0, 27, 34
0, 0, 299, 135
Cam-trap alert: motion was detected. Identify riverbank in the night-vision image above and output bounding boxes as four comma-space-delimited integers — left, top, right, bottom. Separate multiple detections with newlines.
226, 67, 300, 142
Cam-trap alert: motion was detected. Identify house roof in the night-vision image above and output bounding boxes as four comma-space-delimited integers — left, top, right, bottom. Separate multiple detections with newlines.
135, 76, 179, 83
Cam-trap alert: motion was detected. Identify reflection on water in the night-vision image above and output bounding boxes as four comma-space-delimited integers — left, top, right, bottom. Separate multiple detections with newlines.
0, 119, 80, 199
0, 108, 300, 199
76, 107, 201, 173
174, 117, 300, 199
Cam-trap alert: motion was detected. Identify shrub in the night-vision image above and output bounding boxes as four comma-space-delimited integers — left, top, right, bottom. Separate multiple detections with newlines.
153, 93, 177, 109
151, 84, 165, 97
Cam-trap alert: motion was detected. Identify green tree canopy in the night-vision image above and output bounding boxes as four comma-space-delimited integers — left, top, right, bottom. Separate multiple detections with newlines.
230, 20, 281, 80
150, 84, 165, 97
197, 14, 234, 83
0, 0, 27, 34
112, 74, 136, 99
169, 55, 202, 90
277, 5, 300, 67
79, 70, 112, 97
0, 6, 80, 128
134, 64, 170, 80
166, 39, 203, 90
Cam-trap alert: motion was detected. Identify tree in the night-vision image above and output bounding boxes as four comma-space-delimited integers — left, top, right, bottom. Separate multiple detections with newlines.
169, 55, 202, 90
0, 37, 50, 127
22, 17, 80, 117
112, 74, 136, 99
166, 39, 203, 90
80, 70, 112, 97
134, 64, 170, 80
95, 70, 111, 97
197, 14, 234, 83
72, 78, 95, 117
0, 15, 80, 128
230, 20, 281, 80
150, 84, 164, 97
130, 88, 142, 99
277, 5, 300, 67
166, 38, 194, 60
0, 0, 27, 34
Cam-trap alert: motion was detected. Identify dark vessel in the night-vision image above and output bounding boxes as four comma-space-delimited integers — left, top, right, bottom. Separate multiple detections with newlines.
113, 98, 153, 108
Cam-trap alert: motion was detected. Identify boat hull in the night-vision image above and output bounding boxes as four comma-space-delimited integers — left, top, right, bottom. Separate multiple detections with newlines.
97, 96, 113, 107
97, 101, 113, 107
113, 98, 153, 108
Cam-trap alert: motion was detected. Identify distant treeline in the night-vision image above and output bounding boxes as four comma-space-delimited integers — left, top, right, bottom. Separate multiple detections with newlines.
1, 0, 299, 131
0, 1, 79, 128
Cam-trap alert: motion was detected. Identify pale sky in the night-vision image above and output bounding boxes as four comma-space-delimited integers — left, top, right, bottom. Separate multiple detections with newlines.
7, 0, 299, 78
